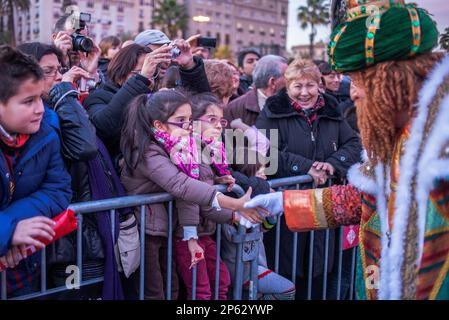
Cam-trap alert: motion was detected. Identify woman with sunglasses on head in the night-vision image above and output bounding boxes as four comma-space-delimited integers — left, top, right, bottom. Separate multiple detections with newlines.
120, 90, 267, 300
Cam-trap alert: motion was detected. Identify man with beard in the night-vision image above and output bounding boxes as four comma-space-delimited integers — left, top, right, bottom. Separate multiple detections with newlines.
245, 0, 449, 300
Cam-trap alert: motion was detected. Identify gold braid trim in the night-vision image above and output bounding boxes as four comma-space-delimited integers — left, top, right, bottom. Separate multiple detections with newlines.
407, 7, 422, 57
313, 189, 329, 229
322, 188, 338, 228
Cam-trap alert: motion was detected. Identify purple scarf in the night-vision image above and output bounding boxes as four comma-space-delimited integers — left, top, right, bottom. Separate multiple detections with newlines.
87, 137, 126, 300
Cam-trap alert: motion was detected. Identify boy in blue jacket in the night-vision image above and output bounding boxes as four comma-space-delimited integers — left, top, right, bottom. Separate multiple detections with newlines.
0, 45, 71, 297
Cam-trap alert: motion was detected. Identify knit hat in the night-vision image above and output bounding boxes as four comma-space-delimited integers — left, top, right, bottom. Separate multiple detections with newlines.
328, 0, 439, 72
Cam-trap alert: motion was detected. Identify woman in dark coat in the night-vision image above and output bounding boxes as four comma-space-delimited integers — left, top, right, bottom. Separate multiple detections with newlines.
256, 59, 362, 299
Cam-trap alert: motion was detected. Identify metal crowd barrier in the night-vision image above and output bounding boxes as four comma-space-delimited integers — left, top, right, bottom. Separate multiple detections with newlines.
1, 176, 358, 301
268, 176, 358, 300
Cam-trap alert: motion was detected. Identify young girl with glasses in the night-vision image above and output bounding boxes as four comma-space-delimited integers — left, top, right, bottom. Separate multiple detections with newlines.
120, 90, 267, 300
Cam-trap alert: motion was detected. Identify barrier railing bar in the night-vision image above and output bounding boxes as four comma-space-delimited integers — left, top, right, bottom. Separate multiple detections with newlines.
291, 183, 301, 285
41, 248, 46, 293
233, 225, 245, 300
322, 229, 330, 300
349, 246, 357, 300
10, 277, 104, 301
69, 193, 174, 214
292, 232, 298, 283
110, 209, 116, 243
214, 224, 222, 300
1, 270, 6, 300
307, 231, 314, 300
268, 175, 313, 189
274, 213, 281, 274
322, 179, 333, 300
249, 228, 259, 300
336, 227, 344, 300
139, 205, 146, 301
166, 201, 173, 301
76, 213, 83, 285
192, 265, 197, 300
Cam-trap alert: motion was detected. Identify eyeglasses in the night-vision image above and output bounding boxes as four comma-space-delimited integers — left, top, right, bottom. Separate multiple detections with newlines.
198, 117, 228, 128
166, 120, 193, 130
43, 66, 65, 78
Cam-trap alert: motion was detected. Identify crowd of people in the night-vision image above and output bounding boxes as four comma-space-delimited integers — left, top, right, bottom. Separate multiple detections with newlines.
4, 0, 441, 301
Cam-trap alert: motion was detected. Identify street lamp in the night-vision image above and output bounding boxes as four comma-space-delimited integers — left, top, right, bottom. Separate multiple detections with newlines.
192, 15, 211, 23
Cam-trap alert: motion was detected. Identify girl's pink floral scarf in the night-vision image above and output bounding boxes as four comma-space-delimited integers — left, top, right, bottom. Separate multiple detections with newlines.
151, 128, 230, 179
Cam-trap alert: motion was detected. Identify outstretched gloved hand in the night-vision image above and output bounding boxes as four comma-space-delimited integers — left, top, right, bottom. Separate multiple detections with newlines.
244, 192, 284, 217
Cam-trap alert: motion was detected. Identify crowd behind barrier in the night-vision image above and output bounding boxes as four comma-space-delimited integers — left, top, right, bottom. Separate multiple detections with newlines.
0, 16, 360, 301
0, 176, 357, 301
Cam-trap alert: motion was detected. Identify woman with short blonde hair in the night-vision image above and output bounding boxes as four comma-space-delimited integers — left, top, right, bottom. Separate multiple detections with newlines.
204, 60, 235, 105
255, 57, 362, 298
284, 59, 321, 85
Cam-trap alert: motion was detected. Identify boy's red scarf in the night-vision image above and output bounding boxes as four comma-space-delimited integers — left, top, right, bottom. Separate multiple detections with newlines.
0, 123, 30, 149
0, 134, 29, 148
0, 127, 30, 199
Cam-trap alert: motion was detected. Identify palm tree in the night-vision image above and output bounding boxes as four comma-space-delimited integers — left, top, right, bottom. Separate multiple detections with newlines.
440, 27, 449, 53
297, 0, 330, 59
0, 0, 30, 46
214, 45, 233, 61
153, 0, 189, 39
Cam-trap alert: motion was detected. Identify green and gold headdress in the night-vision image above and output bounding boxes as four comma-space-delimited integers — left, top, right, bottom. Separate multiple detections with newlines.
328, 0, 439, 72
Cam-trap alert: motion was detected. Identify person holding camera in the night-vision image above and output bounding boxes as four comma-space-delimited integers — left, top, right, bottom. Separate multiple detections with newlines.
51, 13, 101, 93
83, 44, 173, 163
134, 30, 212, 94
18, 42, 137, 300
82, 36, 213, 165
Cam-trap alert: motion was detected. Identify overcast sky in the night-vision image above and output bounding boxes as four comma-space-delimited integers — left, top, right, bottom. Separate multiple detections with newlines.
287, 0, 449, 50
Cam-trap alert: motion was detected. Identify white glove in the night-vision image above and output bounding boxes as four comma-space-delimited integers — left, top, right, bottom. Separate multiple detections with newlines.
244, 192, 284, 216
236, 212, 259, 229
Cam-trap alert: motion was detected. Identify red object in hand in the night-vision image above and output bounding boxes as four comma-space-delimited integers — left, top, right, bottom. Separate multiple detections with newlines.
195, 252, 203, 260
0, 210, 78, 272
37, 209, 78, 245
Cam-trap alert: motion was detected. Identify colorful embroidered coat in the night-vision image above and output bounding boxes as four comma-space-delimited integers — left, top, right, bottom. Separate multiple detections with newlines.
282, 55, 449, 300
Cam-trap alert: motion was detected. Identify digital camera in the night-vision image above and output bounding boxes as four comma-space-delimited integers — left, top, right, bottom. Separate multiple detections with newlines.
71, 33, 94, 53
70, 12, 94, 53
170, 46, 181, 60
